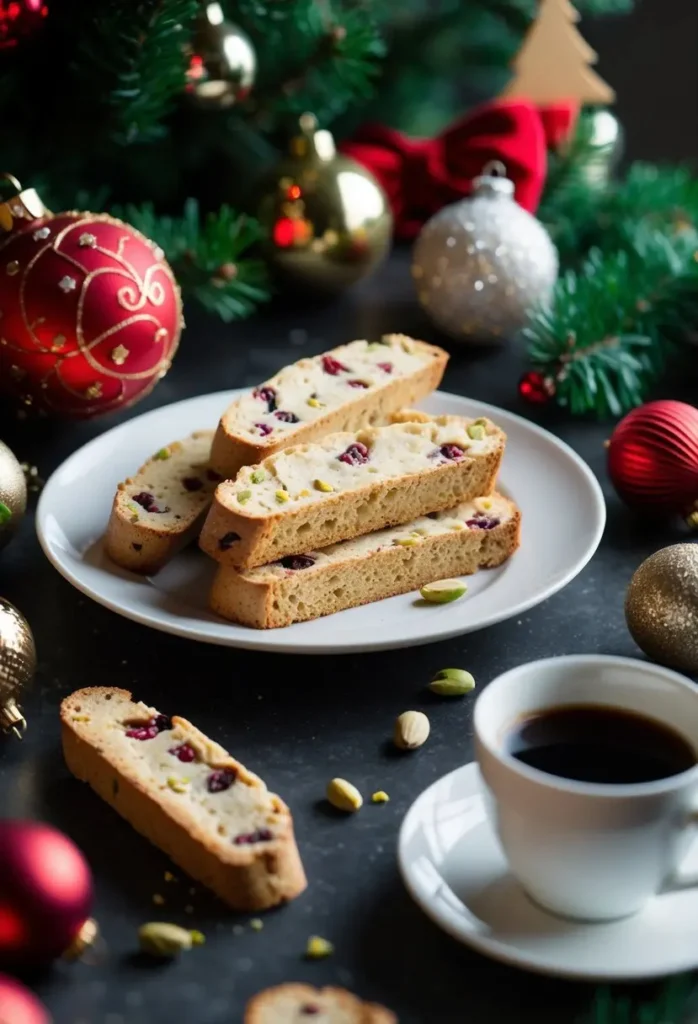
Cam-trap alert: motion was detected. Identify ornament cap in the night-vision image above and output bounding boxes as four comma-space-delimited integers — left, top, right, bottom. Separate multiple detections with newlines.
0, 697, 26, 739
472, 160, 515, 198
290, 113, 336, 162
0, 173, 50, 233
63, 918, 99, 961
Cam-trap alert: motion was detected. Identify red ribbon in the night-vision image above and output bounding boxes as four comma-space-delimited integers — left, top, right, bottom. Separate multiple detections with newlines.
340, 98, 577, 240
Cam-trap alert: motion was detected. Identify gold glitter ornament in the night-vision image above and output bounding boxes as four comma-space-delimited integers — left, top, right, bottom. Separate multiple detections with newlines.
0, 597, 36, 737
0, 440, 27, 551
625, 544, 698, 672
184, 3, 256, 109
257, 113, 392, 296
412, 161, 558, 342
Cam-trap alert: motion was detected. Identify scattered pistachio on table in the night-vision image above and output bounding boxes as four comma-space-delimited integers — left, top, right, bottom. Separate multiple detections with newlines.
327, 778, 363, 812
429, 668, 476, 697
394, 710, 430, 750
306, 935, 334, 959
139, 922, 205, 958
419, 579, 467, 604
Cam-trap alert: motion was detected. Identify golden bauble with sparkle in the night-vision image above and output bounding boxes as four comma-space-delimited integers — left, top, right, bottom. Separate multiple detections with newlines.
0, 440, 27, 552
625, 544, 698, 672
257, 113, 392, 295
185, 2, 256, 108
0, 597, 35, 737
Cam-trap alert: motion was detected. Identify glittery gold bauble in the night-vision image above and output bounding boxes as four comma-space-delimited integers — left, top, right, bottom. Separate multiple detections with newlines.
258, 113, 392, 295
412, 162, 558, 342
625, 544, 698, 672
0, 440, 27, 551
0, 597, 35, 737
184, 3, 256, 108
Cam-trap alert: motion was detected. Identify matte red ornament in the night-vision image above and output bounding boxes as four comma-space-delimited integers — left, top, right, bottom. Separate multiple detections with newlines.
519, 370, 555, 405
0, 202, 182, 419
607, 400, 698, 515
0, 821, 94, 964
0, 0, 48, 51
0, 973, 50, 1024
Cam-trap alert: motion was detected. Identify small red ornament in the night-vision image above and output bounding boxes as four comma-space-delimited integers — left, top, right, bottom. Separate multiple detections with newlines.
0, 973, 50, 1024
519, 370, 555, 405
0, 180, 182, 419
0, 0, 48, 51
0, 821, 95, 964
607, 400, 698, 516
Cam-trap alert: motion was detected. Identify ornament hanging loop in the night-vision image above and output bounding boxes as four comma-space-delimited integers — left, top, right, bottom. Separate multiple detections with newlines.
0, 172, 50, 233
473, 160, 515, 197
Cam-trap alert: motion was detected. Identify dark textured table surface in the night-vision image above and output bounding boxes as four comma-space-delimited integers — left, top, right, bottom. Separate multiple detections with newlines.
0, 250, 694, 1024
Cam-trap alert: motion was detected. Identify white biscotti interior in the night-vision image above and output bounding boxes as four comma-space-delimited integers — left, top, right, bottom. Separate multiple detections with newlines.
250, 990, 366, 1022
67, 694, 282, 847
226, 336, 436, 442
240, 493, 512, 581
118, 432, 217, 528
224, 417, 497, 517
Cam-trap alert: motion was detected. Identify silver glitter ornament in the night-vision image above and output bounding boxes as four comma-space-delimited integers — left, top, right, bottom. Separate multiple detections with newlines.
626, 544, 698, 673
412, 162, 558, 342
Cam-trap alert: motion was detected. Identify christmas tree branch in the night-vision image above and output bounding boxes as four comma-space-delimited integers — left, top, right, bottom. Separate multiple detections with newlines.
113, 200, 271, 321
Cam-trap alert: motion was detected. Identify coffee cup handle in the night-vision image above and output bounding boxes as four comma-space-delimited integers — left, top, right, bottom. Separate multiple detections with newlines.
662, 807, 698, 892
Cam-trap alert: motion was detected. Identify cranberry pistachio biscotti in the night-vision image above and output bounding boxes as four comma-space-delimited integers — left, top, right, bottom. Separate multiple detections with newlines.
210, 493, 520, 628
209, 335, 448, 479
105, 431, 219, 575
61, 688, 306, 911
200, 414, 505, 570
245, 985, 397, 1023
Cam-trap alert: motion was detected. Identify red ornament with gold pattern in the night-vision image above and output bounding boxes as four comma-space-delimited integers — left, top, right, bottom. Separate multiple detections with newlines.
0, 176, 182, 419
608, 400, 698, 523
0, 820, 96, 964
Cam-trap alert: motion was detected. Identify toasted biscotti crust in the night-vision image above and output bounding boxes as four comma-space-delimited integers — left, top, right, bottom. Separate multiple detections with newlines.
245, 984, 397, 1024
105, 431, 217, 575
210, 493, 520, 628
61, 688, 306, 911
209, 335, 448, 479
200, 415, 505, 570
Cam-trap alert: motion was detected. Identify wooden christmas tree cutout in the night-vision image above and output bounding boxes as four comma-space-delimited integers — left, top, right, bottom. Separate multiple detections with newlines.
502, 0, 615, 105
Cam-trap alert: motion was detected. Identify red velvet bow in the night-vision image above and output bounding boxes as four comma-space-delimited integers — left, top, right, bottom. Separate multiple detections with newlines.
340, 99, 574, 240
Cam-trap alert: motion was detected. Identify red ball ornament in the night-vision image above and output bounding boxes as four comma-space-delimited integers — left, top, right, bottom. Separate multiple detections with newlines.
0, 821, 94, 964
0, 182, 182, 419
0, 1, 49, 51
0, 974, 50, 1024
607, 400, 698, 515
519, 370, 555, 405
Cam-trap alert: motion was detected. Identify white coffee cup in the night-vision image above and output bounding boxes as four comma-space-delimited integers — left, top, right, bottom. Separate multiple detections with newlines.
474, 654, 698, 922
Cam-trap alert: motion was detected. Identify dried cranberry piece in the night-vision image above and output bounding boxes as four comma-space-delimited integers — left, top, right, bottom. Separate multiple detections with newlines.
207, 768, 237, 793
233, 828, 273, 845
125, 725, 159, 740
132, 543, 142, 552
169, 743, 197, 762
132, 491, 169, 514
466, 516, 501, 530
280, 554, 315, 570
274, 410, 299, 423
219, 531, 241, 551
206, 468, 223, 483
182, 476, 203, 492
253, 386, 277, 412
301, 1007, 320, 1016
321, 355, 349, 375
338, 442, 370, 466
377, 362, 393, 373
438, 444, 465, 461
347, 379, 369, 389
153, 714, 171, 732
255, 422, 273, 437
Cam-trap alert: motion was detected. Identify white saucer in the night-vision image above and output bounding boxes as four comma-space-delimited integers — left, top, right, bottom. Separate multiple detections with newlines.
36, 388, 605, 654
398, 762, 698, 981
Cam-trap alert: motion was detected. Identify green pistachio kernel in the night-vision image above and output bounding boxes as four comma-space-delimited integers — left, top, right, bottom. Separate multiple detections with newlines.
139, 922, 202, 957
154, 448, 171, 460
429, 668, 476, 697
394, 537, 418, 547
237, 490, 252, 504
275, 489, 289, 504
420, 579, 468, 604
250, 470, 266, 484
467, 423, 486, 440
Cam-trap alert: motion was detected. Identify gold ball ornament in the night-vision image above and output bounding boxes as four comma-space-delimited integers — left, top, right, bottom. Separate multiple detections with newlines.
185, 2, 256, 109
625, 544, 698, 672
0, 597, 36, 737
258, 113, 393, 296
412, 162, 558, 342
0, 440, 27, 551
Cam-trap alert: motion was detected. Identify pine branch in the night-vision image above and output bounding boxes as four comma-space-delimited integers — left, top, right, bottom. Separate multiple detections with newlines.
113, 200, 271, 321
70, 0, 199, 145
525, 229, 698, 418
589, 977, 696, 1024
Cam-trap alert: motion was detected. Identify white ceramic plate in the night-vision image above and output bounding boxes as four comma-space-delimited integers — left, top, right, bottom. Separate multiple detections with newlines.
398, 762, 698, 980
36, 389, 605, 654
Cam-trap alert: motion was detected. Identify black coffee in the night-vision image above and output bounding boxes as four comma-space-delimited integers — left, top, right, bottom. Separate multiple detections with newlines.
506, 704, 697, 784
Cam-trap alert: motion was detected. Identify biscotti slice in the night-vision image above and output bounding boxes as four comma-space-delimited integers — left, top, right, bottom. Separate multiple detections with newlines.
61, 688, 306, 911
105, 431, 219, 575
200, 414, 505, 570
209, 334, 448, 478
210, 492, 520, 628
245, 984, 397, 1024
